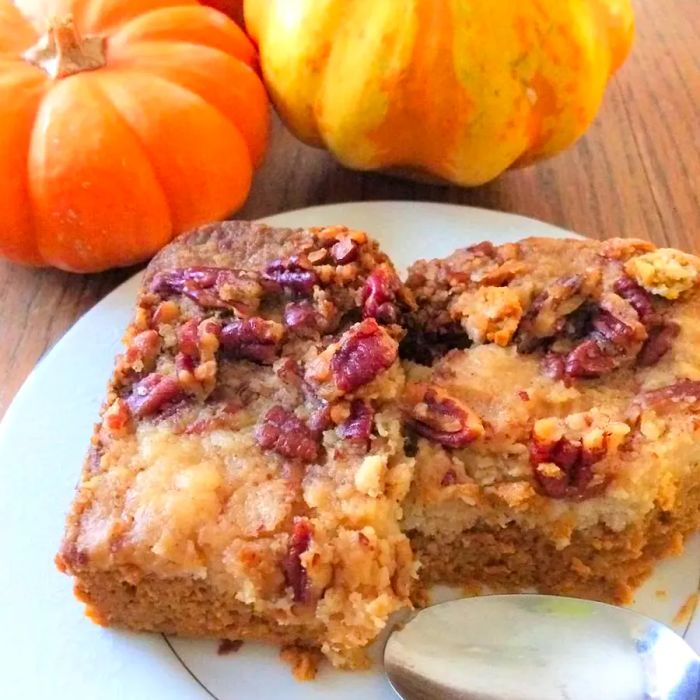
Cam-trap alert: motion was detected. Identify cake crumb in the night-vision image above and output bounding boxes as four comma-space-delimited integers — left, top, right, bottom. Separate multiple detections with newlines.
673, 592, 698, 625
217, 639, 243, 655
655, 589, 668, 600
280, 645, 323, 681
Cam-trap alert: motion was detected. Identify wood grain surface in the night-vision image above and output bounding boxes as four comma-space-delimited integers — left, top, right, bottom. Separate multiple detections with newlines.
0, 0, 698, 419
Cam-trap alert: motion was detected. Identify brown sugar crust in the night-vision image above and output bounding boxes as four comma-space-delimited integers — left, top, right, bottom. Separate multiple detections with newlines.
58, 230, 700, 672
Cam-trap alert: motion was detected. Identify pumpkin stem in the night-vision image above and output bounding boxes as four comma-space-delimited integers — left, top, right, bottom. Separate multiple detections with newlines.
23, 16, 106, 79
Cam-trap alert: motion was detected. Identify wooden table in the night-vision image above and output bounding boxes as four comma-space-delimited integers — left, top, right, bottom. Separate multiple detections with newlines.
1, 0, 698, 420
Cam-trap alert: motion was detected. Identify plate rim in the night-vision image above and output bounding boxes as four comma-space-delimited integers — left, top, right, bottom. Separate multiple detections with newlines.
1, 201, 697, 699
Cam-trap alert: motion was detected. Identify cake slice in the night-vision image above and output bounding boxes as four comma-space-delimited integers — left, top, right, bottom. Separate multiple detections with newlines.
402, 237, 700, 603
56, 221, 417, 669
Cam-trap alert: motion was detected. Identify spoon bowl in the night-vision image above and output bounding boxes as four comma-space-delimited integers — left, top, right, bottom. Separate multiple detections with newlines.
384, 594, 699, 700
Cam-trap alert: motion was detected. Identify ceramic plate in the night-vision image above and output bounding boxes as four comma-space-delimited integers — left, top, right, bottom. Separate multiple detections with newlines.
1, 202, 697, 699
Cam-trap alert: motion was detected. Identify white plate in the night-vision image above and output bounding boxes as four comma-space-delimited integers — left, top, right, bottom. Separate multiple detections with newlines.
0, 201, 697, 700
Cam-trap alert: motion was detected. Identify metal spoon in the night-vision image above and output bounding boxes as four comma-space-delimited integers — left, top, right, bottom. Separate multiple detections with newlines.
384, 594, 699, 700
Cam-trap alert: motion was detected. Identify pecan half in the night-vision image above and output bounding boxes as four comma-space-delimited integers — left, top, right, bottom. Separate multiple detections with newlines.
404, 383, 484, 448
220, 317, 284, 365
125, 373, 183, 417
150, 266, 263, 313
330, 319, 398, 393
256, 406, 319, 462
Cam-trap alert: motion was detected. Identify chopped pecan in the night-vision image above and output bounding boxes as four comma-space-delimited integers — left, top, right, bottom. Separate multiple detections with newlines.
283, 301, 323, 338
282, 518, 312, 603
614, 276, 655, 323
263, 255, 319, 296
329, 319, 397, 393
220, 317, 284, 364
307, 402, 332, 435
330, 237, 359, 265
564, 339, 616, 378
125, 373, 183, 417
516, 274, 590, 352
256, 406, 319, 462
337, 400, 374, 444
637, 321, 680, 367
177, 318, 201, 357
150, 266, 263, 313
360, 266, 402, 325
530, 436, 606, 500
405, 383, 484, 448
632, 380, 700, 413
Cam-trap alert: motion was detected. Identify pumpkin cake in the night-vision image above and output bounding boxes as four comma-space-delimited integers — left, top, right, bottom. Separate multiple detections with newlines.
56, 221, 418, 669
58, 226, 700, 670
402, 236, 700, 604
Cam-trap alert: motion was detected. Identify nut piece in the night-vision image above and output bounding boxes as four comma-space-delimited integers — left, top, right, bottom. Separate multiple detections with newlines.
282, 518, 312, 603
263, 255, 319, 296
625, 249, 700, 300
305, 319, 398, 398
150, 266, 263, 313
220, 317, 284, 365
404, 383, 484, 448
360, 265, 403, 325
337, 400, 374, 445
256, 406, 319, 462
125, 373, 183, 418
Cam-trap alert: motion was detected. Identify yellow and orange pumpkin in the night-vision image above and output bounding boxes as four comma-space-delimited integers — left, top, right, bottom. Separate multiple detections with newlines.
0, 0, 268, 272
245, 0, 634, 186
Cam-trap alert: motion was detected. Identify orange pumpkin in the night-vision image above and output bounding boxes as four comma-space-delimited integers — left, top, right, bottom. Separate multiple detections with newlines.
0, 0, 269, 272
245, 0, 634, 186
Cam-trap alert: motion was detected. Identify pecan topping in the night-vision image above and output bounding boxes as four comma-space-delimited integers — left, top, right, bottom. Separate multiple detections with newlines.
283, 301, 323, 338
176, 318, 201, 357
614, 276, 655, 323
564, 339, 616, 378
360, 266, 402, 325
529, 436, 606, 500
263, 255, 319, 296
637, 321, 680, 367
150, 266, 262, 313
125, 373, 183, 417
632, 380, 700, 413
256, 406, 319, 462
330, 237, 359, 265
405, 383, 484, 448
337, 400, 374, 444
220, 317, 284, 365
283, 518, 312, 603
330, 319, 398, 393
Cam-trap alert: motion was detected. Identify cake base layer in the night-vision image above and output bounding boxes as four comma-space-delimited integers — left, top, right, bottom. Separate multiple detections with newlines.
408, 478, 700, 605
73, 572, 322, 647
